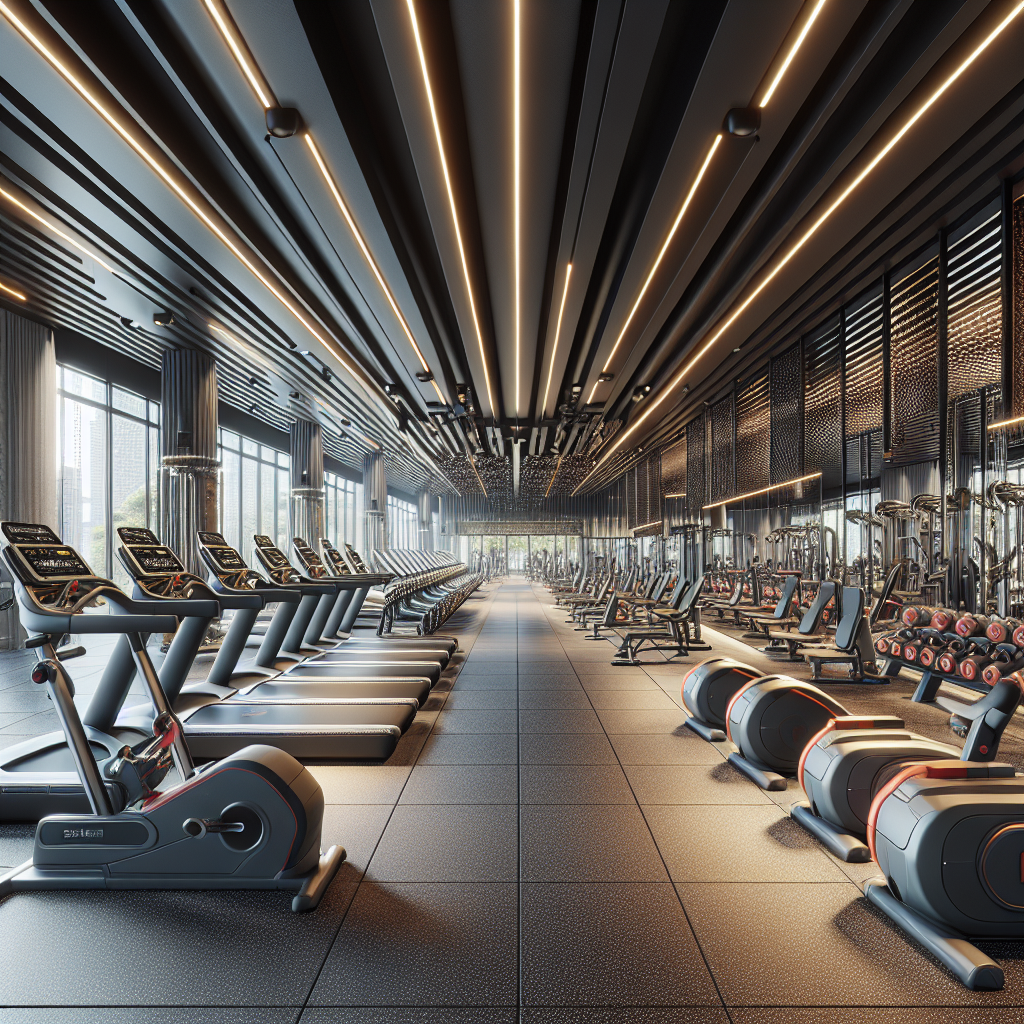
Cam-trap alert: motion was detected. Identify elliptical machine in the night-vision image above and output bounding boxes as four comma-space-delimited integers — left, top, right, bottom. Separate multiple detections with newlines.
681, 658, 761, 742
0, 522, 344, 910
791, 676, 1021, 862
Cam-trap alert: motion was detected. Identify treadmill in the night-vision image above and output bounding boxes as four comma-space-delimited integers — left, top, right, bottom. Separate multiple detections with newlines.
101, 527, 420, 761
194, 531, 433, 704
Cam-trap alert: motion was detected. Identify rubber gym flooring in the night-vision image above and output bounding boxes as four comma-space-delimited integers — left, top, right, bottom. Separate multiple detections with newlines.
0, 579, 1022, 1022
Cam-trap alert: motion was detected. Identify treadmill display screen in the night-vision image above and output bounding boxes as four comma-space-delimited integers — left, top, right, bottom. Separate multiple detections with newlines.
345, 545, 370, 572
131, 546, 184, 574
323, 547, 350, 573
2, 522, 61, 545
210, 547, 247, 570
20, 545, 92, 578
253, 535, 274, 548
259, 547, 291, 569
118, 527, 159, 545
198, 531, 227, 545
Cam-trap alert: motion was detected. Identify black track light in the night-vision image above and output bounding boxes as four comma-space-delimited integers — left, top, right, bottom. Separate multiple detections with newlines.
153, 310, 176, 327
266, 107, 303, 138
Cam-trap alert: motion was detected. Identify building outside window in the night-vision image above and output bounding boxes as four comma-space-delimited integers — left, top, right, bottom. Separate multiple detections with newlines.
324, 471, 362, 553
217, 429, 290, 565
387, 494, 418, 549
57, 366, 160, 589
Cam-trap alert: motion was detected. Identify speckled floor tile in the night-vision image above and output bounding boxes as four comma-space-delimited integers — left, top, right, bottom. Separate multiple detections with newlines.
415, 734, 518, 764
432, 710, 518, 734
520, 883, 720, 1006
595, 709, 688, 734
300, 1010, 517, 1023
518, 709, 604, 734
399, 765, 518, 804
308, 882, 517, 1006
520, 1011, 729, 1024
517, 689, 593, 710
609, 732, 724, 766
310, 766, 413, 804
518, 732, 618, 765
520, 765, 634, 804
0, 1011, 299, 1024
626, 763, 774, 805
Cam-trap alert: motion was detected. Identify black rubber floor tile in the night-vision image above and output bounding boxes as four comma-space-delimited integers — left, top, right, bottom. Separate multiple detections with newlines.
521, 1010, 729, 1023
0, 883, 356, 1005
728, 1011, 1024, 1024
310, 766, 413, 804
300, 1010, 516, 1023
626, 764, 773, 805
586, 690, 679, 710
644, 804, 847, 882
367, 804, 517, 881
518, 709, 604, 734
596, 709, 687, 734
609, 733, 724, 766
399, 765, 518, 804
444, 690, 518, 710
0, 1011, 299, 1024
520, 765, 634, 804
308, 882, 517, 1007
415, 734, 518, 765
518, 689, 593, 710
520, 883, 721, 1006
432, 710, 518, 734
451, 676, 519, 690
320, 804, 394, 874
521, 804, 668, 881
676, 882, 1024, 1006
519, 732, 618, 765
517, 674, 582, 690
580, 675, 659, 690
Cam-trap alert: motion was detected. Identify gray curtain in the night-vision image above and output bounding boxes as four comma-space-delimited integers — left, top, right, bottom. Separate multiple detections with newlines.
0, 309, 58, 649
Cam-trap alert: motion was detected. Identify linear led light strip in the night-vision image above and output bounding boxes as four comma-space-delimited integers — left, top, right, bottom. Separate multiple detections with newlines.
304, 136, 447, 406
989, 413, 1024, 431
586, 2, 831, 405
0, 2, 387, 409
587, 135, 722, 404
406, 0, 497, 417
702, 472, 821, 510
514, 0, 521, 416
0, 279, 26, 301
758, 0, 828, 107
541, 262, 572, 415
200, 2, 449, 408
1, 186, 117, 274
575, 2, 1024, 495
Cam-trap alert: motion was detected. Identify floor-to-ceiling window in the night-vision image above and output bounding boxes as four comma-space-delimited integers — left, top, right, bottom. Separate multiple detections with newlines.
217, 429, 289, 564
324, 471, 362, 552
386, 494, 418, 549
57, 366, 160, 588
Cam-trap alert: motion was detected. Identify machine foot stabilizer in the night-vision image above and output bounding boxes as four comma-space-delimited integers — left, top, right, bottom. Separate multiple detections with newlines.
728, 752, 787, 791
684, 716, 726, 742
863, 880, 1004, 990
790, 802, 870, 862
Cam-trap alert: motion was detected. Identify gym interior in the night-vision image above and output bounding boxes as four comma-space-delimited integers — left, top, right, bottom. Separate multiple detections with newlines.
1, 0, 1023, 1020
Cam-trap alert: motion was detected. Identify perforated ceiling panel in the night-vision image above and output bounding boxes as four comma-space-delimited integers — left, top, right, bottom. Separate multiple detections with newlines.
710, 394, 735, 502
890, 248, 940, 463
736, 370, 769, 493
947, 203, 1002, 401
770, 344, 802, 485
804, 316, 842, 492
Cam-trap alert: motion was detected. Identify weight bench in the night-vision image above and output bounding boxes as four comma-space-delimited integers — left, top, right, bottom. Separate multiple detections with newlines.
764, 581, 836, 661
805, 586, 885, 683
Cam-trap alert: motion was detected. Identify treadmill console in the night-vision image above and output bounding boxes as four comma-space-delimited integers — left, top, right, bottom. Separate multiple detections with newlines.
344, 544, 371, 573
251, 537, 302, 584
116, 527, 186, 579
1, 522, 61, 545
196, 532, 259, 587
320, 539, 351, 575
118, 527, 160, 545
292, 537, 329, 578
0, 522, 100, 586
15, 545, 92, 581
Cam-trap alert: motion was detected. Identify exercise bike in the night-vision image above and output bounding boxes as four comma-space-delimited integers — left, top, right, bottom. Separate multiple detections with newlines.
0, 522, 344, 911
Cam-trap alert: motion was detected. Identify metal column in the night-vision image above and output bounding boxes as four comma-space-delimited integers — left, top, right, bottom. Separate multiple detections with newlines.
363, 451, 387, 552
289, 419, 325, 547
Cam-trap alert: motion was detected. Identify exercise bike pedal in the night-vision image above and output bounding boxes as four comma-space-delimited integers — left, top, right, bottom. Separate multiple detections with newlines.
789, 801, 870, 862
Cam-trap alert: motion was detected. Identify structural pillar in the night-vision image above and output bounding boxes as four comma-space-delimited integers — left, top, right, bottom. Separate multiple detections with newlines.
417, 490, 434, 552
289, 419, 325, 547
160, 349, 218, 576
363, 451, 387, 552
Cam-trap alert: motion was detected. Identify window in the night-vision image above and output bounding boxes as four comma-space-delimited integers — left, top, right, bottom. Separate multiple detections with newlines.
387, 495, 418, 549
217, 429, 289, 564
57, 367, 160, 588
324, 471, 362, 552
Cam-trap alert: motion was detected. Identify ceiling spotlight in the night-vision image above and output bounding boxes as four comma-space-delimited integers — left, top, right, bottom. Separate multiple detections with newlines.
266, 107, 302, 138
119, 316, 137, 328
415, 370, 435, 383
384, 383, 394, 395
153, 310, 176, 327
733, 347, 742, 353
338, 431, 347, 440
248, 375, 259, 386
289, 391, 301, 398
340, 417, 351, 426
571, 384, 582, 394
249, 403, 258, 414
723, 107, 760, 137
320, 366, 332, 382
597, 372, 614, 383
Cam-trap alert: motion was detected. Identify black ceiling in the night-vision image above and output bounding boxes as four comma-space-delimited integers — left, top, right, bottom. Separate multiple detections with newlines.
1, 0, 1022, 497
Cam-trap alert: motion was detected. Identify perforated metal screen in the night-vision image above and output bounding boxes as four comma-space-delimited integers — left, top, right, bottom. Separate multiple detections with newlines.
804, 316, 842, 492
736, 371, 769, 493
890, 248, 940, 463
770, 344, 802, 485
710, 394, 734, 502
844, 288, 884, 436
686, 414, 706, 520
